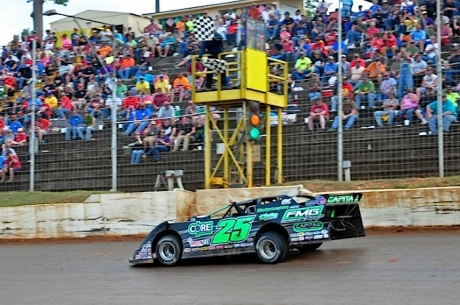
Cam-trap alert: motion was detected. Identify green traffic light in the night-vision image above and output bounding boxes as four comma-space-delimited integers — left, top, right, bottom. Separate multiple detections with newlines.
249, 128, 260, 140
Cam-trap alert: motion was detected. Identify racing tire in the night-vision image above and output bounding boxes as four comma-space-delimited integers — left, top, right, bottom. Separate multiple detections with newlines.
255, 232, 289, 264
155, 235, 182, 267
299, 243, 323, 253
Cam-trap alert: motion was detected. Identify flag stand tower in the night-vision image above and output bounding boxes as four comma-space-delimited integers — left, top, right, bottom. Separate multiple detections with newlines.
191, 44, 289, 189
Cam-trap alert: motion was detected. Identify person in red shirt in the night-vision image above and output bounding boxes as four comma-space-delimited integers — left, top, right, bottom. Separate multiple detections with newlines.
3, 74, 16, 96
153, 88, 170, 112
13, 128, 27, 146
308, 98, 330, 131
56, 92, 72, 119
123, 92, 140, 110
350, 53, 367, 69
366, 22, 380, 40
35, 116, 52, 143
382, 31, 398, 56
331, 76, 355, 112
1, 149, 21, 183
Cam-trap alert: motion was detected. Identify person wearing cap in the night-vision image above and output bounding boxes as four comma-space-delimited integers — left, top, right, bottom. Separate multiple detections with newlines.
281, 12, 295, 34
136, 77, 151, 95
154, 74, 172, 101
426, 95, 458, 135
158, 101, 175, 122
124, 103, 152, 136
378, 72, 397, 101
322, 56, 337, 85
65, 110, 85, 141
292, 52, 312, 80
172, 72, 191, 103
172, 116, 196, 152
330, 76, 354, 112
409, 24, 427, 54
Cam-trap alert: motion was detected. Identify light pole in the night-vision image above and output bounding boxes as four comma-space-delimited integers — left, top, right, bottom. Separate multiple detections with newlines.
30, 39, 37, 192
44, 9, 118, 191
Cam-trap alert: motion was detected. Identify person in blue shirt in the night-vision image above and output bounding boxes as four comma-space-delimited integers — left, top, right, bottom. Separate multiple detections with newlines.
342, 0, 354, 18
65, 110, 85, 141
7, 114, 23, 133
124, 103, 152, 136
136, 68, 155, 84
426, 95, 458, 135
292, 21, 308, 46
322, 56, 338, 85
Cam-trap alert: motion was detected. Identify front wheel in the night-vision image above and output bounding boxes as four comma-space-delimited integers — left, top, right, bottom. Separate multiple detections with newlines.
256, 232, 289, 264
299, 242, 323, 253
155, 235, 182, 266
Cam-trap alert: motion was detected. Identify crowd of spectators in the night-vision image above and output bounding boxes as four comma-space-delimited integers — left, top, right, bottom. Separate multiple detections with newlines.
1, 0, 460, 178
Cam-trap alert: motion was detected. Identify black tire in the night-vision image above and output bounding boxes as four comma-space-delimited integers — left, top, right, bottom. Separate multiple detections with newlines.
155, 235, 182, 267
255, 232, 289, 264
299, 242, 323, 253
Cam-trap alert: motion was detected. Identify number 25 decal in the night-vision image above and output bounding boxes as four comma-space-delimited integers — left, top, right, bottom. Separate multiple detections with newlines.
212, 216, 256, 244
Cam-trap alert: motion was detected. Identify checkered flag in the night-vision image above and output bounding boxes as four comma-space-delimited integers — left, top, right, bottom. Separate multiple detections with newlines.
193, 16, 215, 42
202, 58, 227, 74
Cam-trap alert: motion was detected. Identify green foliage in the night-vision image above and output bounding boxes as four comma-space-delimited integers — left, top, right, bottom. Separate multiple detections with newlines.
304, 0, 319, 17
27, 0, 69, 5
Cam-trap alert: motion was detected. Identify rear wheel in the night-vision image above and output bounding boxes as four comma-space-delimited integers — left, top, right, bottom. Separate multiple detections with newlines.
299, 242, 323, 253
155, 235, 182, 266
256, 232, 289, 264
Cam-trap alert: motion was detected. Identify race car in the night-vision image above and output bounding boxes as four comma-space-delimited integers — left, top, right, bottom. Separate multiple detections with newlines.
129, 193, 365, 266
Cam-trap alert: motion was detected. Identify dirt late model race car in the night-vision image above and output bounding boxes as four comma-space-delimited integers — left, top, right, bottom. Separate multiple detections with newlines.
129, 193, 365, 266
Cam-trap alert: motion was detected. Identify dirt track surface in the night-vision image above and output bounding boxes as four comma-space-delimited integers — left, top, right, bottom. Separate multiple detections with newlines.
1, 231, 459, 305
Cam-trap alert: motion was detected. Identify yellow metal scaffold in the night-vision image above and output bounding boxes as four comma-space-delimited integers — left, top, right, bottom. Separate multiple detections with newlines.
191, 48, 289, 189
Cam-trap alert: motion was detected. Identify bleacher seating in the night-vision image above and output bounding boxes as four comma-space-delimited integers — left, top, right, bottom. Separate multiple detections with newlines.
1, 2, 460, 192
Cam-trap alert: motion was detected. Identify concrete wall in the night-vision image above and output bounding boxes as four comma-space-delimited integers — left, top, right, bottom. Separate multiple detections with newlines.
1, 186, 459, 240
0, 189, 194, 240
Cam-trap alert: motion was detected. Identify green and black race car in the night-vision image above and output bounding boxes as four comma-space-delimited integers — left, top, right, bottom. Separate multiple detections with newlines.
129, 193, 365, 266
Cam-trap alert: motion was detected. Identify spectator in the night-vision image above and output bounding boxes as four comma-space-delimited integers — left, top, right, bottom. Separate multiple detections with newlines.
65, 110, 85, 141
7, 114, 23, 133
331, 76, 354, 112
135, 130, 171, 164
426, 95, 458, 135
307, 98, 329, 131
172, 116, 196, 151
292, 52, 312, 80
35, 115, 52, 143
124, 103, 152, 136
55, 91, 72, 119
72, 83, 89, 110
172, 72, 191, 103
329, 98, 359, 131
379, 72, 397, 100
373, 92, 399, 127
322, 56, 337, 85
82, 111, 96, 140
135, 77, 151, 95
158, 101, 175, 120
355, 77, 377, 109
12, 128, 27, 146
400, 88, 427, 124
0, 149, 21, 183
416, 67, 438, 98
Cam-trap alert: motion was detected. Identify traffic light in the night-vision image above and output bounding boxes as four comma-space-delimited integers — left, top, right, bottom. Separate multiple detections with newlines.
248, 101, 261, 141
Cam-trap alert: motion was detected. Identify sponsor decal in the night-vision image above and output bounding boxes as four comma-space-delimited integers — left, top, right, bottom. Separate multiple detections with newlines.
188, 221, 214, 237
327, 194, 359, 204
135, 254, 140, 259
290, 233, 299, 238
323, 233, 329, 238
281, 198, 291, 205
257, 205, 290, 213
209, 245, 216, 250
282, 206, 325, 222
183, 248, 192, 253
299, 236, 305, 241
316, 196, 327, 205
247, 238, 254, 242
258, 212, 279, 221
321, 229, 328, 234
293, 221, 324, 233
192, 248, 200, 252
291, 237, 299, 242
224, 245, 233, 249
233, 243, 242, 248
313, 234, 323, 240
187, 237, 211, 247
200, 247, 209, 251
216, 245, 224, 250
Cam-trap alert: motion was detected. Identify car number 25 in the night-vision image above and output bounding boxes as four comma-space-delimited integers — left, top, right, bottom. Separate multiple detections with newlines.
212, 216, 256, 244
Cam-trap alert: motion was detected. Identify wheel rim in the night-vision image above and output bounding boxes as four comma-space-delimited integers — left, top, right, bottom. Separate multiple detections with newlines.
158, 242, 176, 262
259, 239, 277, 260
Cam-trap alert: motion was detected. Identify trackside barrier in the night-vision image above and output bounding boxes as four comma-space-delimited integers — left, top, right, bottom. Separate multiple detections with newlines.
0, 186, 459, 239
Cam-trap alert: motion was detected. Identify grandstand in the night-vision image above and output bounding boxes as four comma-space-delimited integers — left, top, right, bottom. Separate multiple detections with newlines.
1, 1, 460, 192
